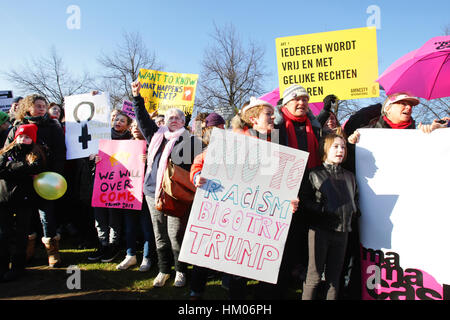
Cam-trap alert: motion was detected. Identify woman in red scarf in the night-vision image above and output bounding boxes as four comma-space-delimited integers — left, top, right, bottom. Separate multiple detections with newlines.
256, 84, 322, 299
348, 92, 444, 143
278, 84, 321, 169
344, 92, 446, 301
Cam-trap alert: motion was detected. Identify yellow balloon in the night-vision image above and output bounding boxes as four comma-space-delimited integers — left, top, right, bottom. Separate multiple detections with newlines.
33, 172, 67, 200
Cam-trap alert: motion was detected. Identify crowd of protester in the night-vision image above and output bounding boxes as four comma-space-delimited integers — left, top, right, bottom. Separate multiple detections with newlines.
0, 82, 448, 300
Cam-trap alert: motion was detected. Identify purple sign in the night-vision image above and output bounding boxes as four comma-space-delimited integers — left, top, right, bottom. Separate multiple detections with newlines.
121, 100, 135, 119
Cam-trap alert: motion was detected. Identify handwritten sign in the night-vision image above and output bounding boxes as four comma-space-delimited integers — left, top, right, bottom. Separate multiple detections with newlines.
179, 129, 309, 284
276, 27, 379, 102
0, 90, 13, 112
121, 100, 135, 119
138, 69, 198, 115
64, 92, 112, 160
356, 128, 450, 300
92, 139, 146, 211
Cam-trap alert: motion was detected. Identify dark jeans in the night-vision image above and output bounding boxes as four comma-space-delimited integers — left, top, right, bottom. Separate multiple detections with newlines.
38, 199, 58, 238
302, 227, 348, 300
123, 197, 156, 258
0, 204, 32, 272
93, 207, 123, 246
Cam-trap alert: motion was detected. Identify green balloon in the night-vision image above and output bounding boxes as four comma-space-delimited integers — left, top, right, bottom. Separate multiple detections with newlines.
33, 172, 67, 200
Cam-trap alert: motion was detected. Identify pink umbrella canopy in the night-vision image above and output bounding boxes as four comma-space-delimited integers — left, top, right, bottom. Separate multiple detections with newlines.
259, 87, 324, 116
377, 35, 450, 100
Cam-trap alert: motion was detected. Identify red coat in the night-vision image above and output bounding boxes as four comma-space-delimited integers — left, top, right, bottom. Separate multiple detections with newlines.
190, 150, 205, 185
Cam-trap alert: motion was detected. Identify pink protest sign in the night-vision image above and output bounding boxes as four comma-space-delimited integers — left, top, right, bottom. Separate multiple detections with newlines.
179, 129, 309, 284
92, 139, 146, 210
121, 100, 135, 119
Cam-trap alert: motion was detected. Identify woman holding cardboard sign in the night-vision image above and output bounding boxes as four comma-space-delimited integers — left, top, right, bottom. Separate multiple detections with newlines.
131, 80, 202, 288
347, 92, 444, 143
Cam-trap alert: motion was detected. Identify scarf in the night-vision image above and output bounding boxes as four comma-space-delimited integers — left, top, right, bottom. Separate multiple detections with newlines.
111, 128, 132, 140
281, 107, 320, 169
24, 114, 47, 124
147, 126, 186, 201
382, 116, 413, 129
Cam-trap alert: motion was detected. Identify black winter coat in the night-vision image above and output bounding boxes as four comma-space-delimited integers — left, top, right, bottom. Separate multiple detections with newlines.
6, 114, 66, 174
302, 163, 359, 232
0, 144, 45, 204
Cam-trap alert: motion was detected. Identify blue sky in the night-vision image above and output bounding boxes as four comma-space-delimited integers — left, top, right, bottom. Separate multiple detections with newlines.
1, 0, 449, 100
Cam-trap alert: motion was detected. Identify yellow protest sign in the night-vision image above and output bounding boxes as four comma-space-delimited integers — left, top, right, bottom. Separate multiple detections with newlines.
138, 69, 198, 114
276, 27, 379, 103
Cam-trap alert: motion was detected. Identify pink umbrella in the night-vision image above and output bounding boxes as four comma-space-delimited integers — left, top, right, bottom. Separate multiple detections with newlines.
377, 35, 450, 100
259, 87, 324, 116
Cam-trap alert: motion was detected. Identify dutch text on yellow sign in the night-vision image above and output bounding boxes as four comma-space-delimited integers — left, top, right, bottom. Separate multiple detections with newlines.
138, 69, 198, 115
276, 27, 379, 103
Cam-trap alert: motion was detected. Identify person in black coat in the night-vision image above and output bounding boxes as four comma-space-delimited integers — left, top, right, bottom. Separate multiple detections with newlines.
0, 124, 46, 281
301, 133, 359, 300
257, 84, 322, 299
5, 94, 66, 267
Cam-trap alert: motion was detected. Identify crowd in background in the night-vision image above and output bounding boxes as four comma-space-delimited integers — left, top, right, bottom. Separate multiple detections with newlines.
0, 82, 448, 300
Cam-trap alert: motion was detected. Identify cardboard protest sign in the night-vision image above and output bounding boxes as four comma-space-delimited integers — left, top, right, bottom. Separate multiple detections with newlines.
92, 139, 146, 211
121, 100, 135, 119
179, 129, 309, 284
64, 92, 112, 160
276, 27, 379, 102
0, 90, 13, 112
356, 128, 450, 300
138, 69, 198, 115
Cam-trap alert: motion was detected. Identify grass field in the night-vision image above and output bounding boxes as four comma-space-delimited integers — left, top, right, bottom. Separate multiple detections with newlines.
0, 237, 302, 300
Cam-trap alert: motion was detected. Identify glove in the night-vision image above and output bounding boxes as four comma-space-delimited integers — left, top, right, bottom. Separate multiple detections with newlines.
323, 94, 338, 112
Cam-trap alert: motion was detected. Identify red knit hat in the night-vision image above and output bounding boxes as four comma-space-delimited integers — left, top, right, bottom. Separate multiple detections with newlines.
15, 124, 38, 143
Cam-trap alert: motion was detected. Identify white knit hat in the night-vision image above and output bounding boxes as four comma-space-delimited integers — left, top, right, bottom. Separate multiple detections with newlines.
242, 97, 274, 114
282, 84, 309, 105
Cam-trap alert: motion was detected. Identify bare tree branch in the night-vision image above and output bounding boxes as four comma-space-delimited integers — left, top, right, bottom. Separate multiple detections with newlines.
196, 23, 268, 118
96, 31, 162, 108
2, 47, 93, 105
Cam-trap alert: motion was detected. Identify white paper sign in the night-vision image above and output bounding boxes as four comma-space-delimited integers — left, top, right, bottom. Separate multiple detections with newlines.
356, 128, 450, 300
179, 129, 309, 284
0, 90, 13, 112
64, 92, 112, 160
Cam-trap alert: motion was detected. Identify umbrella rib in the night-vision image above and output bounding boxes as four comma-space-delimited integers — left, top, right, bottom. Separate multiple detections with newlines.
416, 52, 449, 62
427, 54, 450, 100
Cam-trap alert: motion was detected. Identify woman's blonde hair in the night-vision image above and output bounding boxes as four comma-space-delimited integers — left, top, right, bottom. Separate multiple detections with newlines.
201, 126, 214, 146
15, 94, 48, 122
230, 114, 245, 130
